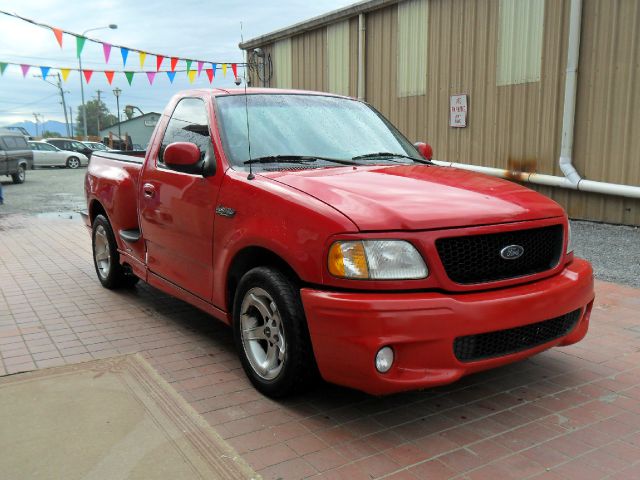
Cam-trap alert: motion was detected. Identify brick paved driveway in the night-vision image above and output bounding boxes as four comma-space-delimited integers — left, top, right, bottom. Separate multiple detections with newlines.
1, 214, 639, 480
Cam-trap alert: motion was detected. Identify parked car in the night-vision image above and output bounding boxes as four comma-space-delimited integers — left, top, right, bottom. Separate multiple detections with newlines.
83, 89, 595, 398
46, 138, 94, 159
82, 141, 112, 152
29, 141, 88, 168
0, 128, 33, 184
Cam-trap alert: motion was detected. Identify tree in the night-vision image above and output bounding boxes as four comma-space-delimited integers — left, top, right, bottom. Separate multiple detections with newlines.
76, 99, 118, 136
42, 130, 60, 138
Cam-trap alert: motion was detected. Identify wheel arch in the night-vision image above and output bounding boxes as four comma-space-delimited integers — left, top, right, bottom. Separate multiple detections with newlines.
89, 199, 107, 225
226, 246, 302, 314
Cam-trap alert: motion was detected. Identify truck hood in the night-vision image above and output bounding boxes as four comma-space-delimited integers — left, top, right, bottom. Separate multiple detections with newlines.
263, 165, 565, 231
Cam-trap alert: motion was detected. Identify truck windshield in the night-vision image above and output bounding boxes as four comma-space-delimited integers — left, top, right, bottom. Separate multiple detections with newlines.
215, 94, 420, 170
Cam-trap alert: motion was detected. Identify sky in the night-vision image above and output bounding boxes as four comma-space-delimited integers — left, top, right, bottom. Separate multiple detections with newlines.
0, 0, 355, 127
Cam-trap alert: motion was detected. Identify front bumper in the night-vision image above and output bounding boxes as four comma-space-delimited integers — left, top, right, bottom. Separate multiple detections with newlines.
301, 258, 594, 395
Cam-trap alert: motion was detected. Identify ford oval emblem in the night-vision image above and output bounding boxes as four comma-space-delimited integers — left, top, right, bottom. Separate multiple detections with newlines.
500, 244, 524, 260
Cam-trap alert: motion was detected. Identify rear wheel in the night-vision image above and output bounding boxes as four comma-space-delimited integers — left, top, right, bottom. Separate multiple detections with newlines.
11, 164, 25, 184
233, 267, 317, 397
66, 157, 80, 169
92, 214, 139, 289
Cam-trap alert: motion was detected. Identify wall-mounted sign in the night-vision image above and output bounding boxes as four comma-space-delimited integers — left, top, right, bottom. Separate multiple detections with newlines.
144, 118, 158, 127
450, 94, 468, 128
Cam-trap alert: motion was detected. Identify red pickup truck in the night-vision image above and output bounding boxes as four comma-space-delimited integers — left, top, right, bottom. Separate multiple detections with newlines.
84, 88, 594, 397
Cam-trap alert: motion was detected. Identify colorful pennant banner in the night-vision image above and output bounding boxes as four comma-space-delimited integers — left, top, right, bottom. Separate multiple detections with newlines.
0, 9, 245, 73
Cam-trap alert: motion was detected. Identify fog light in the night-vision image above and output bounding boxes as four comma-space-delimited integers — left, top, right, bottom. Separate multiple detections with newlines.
375, 346, 394, 373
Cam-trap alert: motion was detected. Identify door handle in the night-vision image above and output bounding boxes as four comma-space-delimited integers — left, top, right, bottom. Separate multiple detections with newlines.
143, 183, 156, 198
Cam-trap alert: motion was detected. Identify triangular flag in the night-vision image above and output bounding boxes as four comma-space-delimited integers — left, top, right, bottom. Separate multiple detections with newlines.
211, 63, 217, 77
166, 71, 176, 83
186, 60, 192, 72
39, 66, 50, 80
60, 68, 70, 81
205, 68, 214, 83
121, 47, 129, 66
170, 57, 178, 71
156, 55, 164, 71
187, 70, 196, 84
76, 36, 86, 57
103, 43, 112, 63
231, 63, 238, 78
20, 64, 30, 77
52, 28, 64, 48
197, 61, 204, 76
83, 70, 93, 83
104, 71, 115, 85
0, 62, 7, 75
139, 51, 146, 68
221, 63, 227, 77
125, 71, 134, 85
146, 71, 156, 85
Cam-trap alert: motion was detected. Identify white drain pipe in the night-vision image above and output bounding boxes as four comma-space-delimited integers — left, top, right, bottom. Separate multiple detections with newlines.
357, 13, 366, 101
434, 0, 640, 200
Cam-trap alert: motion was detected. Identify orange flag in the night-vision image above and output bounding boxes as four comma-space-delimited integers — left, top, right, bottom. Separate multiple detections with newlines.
52, 28, 64, 48
104, 71, 115, 85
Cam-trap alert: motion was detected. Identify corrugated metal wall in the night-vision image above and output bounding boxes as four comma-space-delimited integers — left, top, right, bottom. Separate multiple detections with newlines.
326, 20, 351, 95
248, 0, 640, 226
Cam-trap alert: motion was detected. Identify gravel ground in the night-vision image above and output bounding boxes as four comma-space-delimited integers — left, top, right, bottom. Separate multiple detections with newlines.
0, 167, 86, 215
570, 219, 640, 289
1, 168, 638, 288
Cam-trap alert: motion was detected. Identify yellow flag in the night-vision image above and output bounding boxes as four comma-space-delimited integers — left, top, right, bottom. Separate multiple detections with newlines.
60, 68, 70, 81
139, 52, 146, 68
222, 63, 227, 77
188, 70, 196, 84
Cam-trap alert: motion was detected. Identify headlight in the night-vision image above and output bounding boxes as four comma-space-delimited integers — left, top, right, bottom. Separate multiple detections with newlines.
328, 240, 428, 280
566, 222, 573, 254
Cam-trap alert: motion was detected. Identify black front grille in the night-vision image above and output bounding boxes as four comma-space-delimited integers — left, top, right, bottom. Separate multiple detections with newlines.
435, 224, 564, 284
453, 309, 582, 362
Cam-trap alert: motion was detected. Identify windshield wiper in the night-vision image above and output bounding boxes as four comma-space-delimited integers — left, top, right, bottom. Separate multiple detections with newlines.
244, 155, 359, 166
351, 152, 431, 165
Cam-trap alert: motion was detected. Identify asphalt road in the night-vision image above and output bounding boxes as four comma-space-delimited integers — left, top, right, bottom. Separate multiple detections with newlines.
1, 167, 638, 288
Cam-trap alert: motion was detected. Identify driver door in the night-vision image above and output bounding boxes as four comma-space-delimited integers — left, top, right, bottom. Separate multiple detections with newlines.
139, 97, 221, 301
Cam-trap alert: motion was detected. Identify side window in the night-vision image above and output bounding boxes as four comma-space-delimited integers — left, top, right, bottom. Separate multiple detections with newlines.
3, 136, 26, 151
41, 143, 56, 151
14, 136, 28, 149
159, 98, 212, 168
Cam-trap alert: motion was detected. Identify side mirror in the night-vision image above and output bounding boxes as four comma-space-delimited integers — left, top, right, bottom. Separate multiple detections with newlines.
164, 142, 201, 167
414, 142, 433, 161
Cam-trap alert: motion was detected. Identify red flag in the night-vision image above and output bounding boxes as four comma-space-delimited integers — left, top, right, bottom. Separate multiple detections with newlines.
104, 71, 115, 84
170, 57, 178, 71
52, 28, 64, 48
205, 68, 214, 83
83, 70, 93, 83
231, 63, 238, 78
156, 55, 164, 71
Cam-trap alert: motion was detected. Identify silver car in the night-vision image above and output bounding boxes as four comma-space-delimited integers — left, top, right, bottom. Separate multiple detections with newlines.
29, 141, 88, 169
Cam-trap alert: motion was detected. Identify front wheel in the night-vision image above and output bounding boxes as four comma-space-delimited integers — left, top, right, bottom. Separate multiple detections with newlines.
66, 157, 80, 169
11, 165, 25, 184
233, 267, 317, 397
92, 214, 139, 289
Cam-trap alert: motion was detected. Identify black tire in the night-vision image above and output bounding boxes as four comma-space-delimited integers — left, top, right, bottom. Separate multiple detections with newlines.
91, 214, 139, 289
66, 157, 81, 169
11, 164, 25, 184
233, 267, 317, 398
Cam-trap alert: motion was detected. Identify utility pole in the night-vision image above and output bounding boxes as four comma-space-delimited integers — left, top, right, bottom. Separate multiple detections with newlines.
33, 113, 41, 137
33, 73, 71, 137
95, 89, 104, 134
69, 107, 74, 137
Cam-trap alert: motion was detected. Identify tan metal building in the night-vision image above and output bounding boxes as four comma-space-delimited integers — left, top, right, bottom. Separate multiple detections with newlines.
241, 0, 640, 226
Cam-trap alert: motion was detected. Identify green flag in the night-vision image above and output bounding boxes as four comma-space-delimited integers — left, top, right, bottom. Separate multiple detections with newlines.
0, 62, 7, 75
76, 36, 86, 57
186, 59, 192, 72
125, 71, 134, 85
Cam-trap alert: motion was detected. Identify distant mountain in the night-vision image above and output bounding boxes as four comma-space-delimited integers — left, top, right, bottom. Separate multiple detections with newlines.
2, 120, 69, 137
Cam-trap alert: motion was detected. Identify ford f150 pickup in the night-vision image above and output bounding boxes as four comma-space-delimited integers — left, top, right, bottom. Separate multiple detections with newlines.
84, 88, 595, 397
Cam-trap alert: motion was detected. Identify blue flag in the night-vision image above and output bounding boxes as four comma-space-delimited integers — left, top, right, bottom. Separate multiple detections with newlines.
121, 47, 129, 66
166, 71, 176, 83
39, 66, 50, 80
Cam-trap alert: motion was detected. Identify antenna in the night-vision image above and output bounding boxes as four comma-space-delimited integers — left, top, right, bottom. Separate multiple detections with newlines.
241, 21, 254, 180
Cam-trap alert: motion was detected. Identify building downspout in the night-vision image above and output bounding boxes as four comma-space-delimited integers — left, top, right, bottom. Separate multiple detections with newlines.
558, 0, 583, 184
433, 0, 640, 200
357, 13, 366, 101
